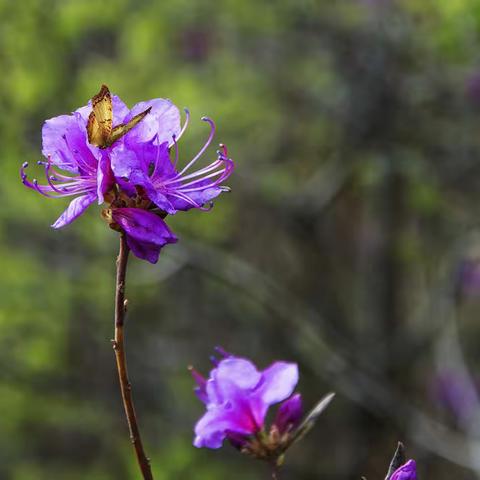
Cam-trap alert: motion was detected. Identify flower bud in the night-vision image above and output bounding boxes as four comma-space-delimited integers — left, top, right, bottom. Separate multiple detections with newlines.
273, 393, 303, 434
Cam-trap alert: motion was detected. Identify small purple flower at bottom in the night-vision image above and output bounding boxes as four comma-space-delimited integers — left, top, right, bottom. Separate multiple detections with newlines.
191, 349, 299, 450
190, 348, 335, 466
390, 460, 417, 480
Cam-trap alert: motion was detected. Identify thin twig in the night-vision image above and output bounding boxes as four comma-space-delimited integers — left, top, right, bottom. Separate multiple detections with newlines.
113, 233, 154, 480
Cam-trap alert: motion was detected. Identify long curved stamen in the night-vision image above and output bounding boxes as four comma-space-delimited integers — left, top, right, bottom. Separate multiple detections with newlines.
164, 159, 223, 185
175, 168, 228, 190
177, 117, 216, 176
150, 135, 163, 179
44, 163, 66, 194
21, 161, 96, 199
167, 191, 203, 208
175, 108, 190, 143
177, 156, 233, 192
166, 160, 232, 195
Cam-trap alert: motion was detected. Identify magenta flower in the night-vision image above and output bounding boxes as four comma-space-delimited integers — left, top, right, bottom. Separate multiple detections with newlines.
21, 85, 234, 263
191, 349, 299, 449
390, 460, 417, 480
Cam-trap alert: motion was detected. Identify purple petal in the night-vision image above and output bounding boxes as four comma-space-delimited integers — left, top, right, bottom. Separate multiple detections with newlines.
42, 112, 97, 173
273, 393, 303, 434
191, 368, 208, 404
96, 152, 114, 204
111, 208, 177, 263
168, 185, 223, 211
246, 362, 299, 426
391, 460, 417, 480
112, 95, 130, 123
109, 143, 141, 179
257, 362, 299, 405
123, 98, 181, 147
212, 358, 262, 393
111, 141, 177, 214
144, 184, 176, 214
51, 193, 97, 229
124, 237, 163, 264
194, 403, 257, 449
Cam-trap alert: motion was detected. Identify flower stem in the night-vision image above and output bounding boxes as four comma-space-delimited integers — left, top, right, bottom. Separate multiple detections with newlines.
113, 233, 154, 480
271, 463, 280, 480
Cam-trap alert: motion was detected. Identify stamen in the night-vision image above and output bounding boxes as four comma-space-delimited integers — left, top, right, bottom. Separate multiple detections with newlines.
21, 158, 96, 199
214, 346, 231, 358
150, 134, 163, 179
175, 108, 190, 142
176, 168, 228, 190
165, 159, 223, 185
177, 117, 216, 176
167, 191, 202, 208
219, 143, 228, 156
188, 366, 207, 387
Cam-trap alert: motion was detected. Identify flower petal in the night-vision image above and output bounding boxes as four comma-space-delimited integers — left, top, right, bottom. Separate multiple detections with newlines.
51, 193, 97, 229
391, 460, 417, 480
124, 237, 164, 264
109, 143, 139, 179
214, 358, 262, 392
193, 403, 256, 449
111, 208, 177, 263
110, 141, 177, 214
42, 112, 97, 173
168, 185, 223, 211
124, 98, 181, 147
96, 152, 114, 204
257, 362, 298, 405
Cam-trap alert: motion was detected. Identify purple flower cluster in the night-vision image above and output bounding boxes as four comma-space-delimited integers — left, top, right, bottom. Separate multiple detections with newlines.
21, 86, 233, 263
191, 348, 301, 451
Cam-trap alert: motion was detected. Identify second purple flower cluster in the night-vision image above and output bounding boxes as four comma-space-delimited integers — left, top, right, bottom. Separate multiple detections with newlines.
21, 85, 234, 263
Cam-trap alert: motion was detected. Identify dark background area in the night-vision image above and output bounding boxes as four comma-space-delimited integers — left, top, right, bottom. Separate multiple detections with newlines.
2, 0, 480, 478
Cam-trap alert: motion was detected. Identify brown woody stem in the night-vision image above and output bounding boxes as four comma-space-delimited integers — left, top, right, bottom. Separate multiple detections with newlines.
113, 233, 154, 480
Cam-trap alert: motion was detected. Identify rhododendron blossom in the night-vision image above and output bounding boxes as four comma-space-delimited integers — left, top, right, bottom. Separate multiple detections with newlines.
21, 85, 233, 263
191, 349, 300, 449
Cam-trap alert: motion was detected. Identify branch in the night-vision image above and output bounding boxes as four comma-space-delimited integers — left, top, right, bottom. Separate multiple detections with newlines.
113, 233, 154, 480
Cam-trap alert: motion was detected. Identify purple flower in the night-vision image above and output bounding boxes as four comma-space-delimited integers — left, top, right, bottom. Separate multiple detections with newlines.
390, 460, 417, 480
21, 92, 181, 228
21, 85, 234, 263
191, 350, 299, 449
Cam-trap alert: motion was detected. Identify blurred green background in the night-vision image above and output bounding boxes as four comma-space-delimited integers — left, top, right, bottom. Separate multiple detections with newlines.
3, 0, 480, 478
